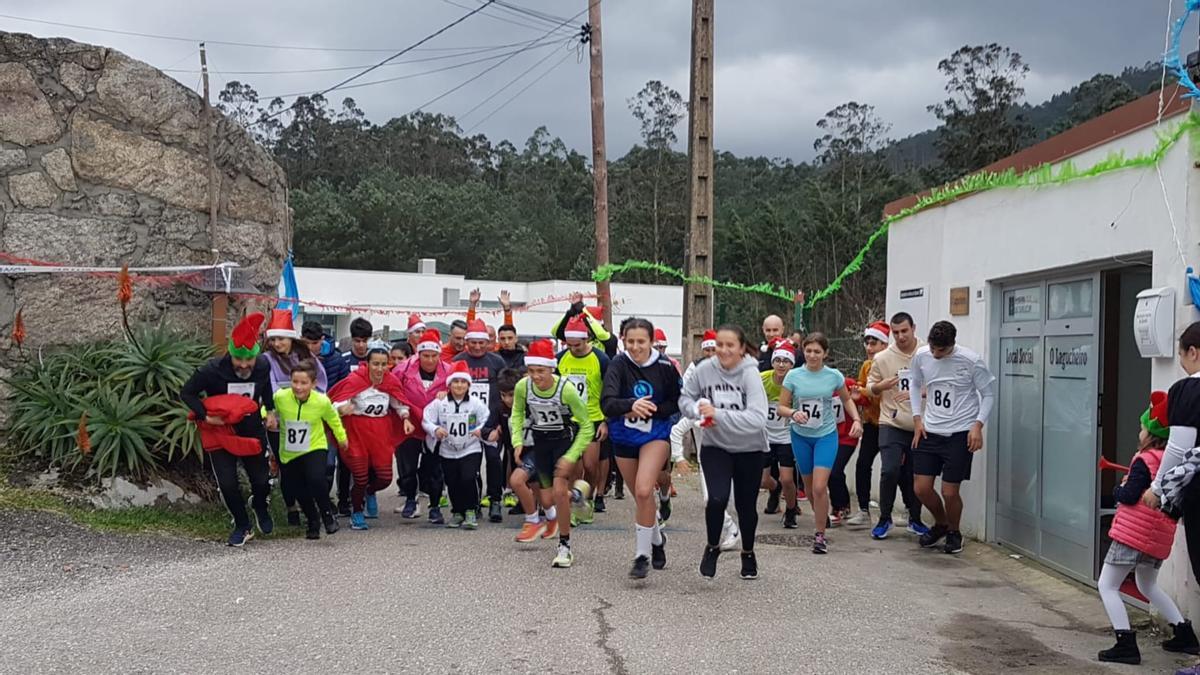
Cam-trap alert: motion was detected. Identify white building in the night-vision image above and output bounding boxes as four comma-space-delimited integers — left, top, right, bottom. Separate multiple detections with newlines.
293, 260, 685, 353
884, 87, 1200, 615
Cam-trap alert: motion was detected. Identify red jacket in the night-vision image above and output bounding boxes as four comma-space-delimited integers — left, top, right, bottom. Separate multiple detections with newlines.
328, 363, 411, 448
189, 394, 264, 457
440, 342, 462, 363
836, 377, 858, 447
392, 356, 450, 442
1109, 448, 1178, 560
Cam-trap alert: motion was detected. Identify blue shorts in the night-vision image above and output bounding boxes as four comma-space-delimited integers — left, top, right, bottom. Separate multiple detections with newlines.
791, 430, 838, 476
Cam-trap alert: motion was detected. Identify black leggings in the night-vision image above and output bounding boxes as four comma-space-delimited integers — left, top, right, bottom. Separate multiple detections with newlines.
700, 445, 762, 551
395, 438, 445, 505
209, 448, 270, 529
854, 423, 881, 511
829, 443, 857, 511
483, 442, 504, 502
281, 450, 333, 528
267, 430, 297, 509
1183, 477, 1200, 585
443, 453, 483, 516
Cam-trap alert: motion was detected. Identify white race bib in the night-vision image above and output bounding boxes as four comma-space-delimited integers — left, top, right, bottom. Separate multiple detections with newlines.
284, 421, 312, 453
711, 389, 743, 410
625, 416, 652, 433
927, 383, 954, 420
469, 382, 490, 408
529, 401, 565, 431
832, 398, 845, 424
227, 382, 255, 399
358, 391, 389, 417
767, 403, 787, 427
566, 375, 588, 404
797, 398, 824, 429
897, 368, 913, 394
445, 412, 470, 445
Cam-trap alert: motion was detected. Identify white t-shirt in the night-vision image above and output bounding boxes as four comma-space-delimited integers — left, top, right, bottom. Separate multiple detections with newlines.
909, 345, 996, 435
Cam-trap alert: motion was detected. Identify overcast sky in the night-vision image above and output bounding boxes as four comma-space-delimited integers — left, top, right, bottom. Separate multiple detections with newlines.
3, 1, 1181, 161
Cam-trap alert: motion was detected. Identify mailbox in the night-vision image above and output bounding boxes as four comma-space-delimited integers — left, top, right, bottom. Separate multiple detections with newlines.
1134, 287, 1175, 358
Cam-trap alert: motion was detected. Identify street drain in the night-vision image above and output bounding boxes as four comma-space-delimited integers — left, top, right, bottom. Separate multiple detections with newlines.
756, 532, 815, 547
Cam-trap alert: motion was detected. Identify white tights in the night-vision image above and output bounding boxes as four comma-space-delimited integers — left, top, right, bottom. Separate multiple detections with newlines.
1097, 562, 1184, 631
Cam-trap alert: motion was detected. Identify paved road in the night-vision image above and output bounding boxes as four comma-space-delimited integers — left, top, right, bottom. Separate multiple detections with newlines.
2, 477, 1194, 674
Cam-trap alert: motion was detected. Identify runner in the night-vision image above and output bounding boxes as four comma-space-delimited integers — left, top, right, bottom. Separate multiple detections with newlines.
602, 318, 683, 579
329, 347, 412, 530
556, 315, 611, 522
440, 319, 468, 363
388, 342, 411, 368
483, 369, 527, 518
553, 292, 617, 357
511, 340, 593, 567
866, 312, 930, 540
301, 320, 350, 509
452, 319, 509, 522
496, 323, 526, 372
181, 312, 275, 547
828, 376, 862, 527
272, 360, 348, 540
393, 328, 451, 524
846, 322, 887, 527
762, 338, 801, 529
343, 317, 373, 369
405, 314, 426, 355
757, 315, 786, 371
776, 332, 862, 554
681, 325, 769, 580
909, 320, 995, 555
423, 361, 491, 529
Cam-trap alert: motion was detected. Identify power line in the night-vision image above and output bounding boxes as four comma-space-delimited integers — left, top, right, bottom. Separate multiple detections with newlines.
481, 0, 574, 31
257, 0, 499, 123
458, 42, 569, 121
492, 1, 576, 27
439, 0, 572, 34
465, 48, 575, 133
0, 12, 522, 53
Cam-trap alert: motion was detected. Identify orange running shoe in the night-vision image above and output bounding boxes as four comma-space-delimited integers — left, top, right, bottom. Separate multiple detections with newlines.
515, 520, 547, 543
541, 518, 559, 539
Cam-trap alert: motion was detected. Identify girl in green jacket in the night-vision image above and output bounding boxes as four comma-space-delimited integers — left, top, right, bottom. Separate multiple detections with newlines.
273, 360, 348, 540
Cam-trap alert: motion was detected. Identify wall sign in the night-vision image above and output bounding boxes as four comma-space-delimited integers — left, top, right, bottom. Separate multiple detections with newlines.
950, 287, 970, 316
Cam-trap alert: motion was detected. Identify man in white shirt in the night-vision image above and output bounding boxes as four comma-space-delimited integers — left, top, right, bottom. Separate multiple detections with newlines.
909, 320, 995, 555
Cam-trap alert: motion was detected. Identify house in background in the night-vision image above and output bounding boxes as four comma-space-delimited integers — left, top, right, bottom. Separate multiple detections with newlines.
294, 259, 685, 353
883, 86, 1200, 615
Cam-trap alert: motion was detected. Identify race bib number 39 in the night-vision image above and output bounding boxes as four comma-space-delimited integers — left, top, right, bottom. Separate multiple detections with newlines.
797, 398, 823, 429
284, 421, 312, 453
566, 375, 588, 404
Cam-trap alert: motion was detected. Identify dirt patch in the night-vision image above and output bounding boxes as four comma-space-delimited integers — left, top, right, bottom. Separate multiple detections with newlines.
938, 612, 1106, 674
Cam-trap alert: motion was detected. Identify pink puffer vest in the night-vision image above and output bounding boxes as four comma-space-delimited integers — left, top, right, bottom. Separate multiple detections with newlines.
1108, 448, 1178, 560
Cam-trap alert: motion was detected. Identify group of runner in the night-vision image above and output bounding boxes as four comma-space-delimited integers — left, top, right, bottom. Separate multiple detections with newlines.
182, 291, 999, 580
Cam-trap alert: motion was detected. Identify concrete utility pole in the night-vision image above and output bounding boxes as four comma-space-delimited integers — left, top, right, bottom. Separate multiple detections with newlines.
682, 0, 714, 362
587, 0, 613, 329
200, 43, 228, 352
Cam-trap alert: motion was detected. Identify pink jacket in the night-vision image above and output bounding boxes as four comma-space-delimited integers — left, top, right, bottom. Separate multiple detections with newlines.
1109, 448, 1178, 560
392, 356, 450, 442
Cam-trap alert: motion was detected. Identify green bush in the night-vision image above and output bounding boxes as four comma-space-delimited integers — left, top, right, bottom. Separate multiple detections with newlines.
6, 325, 212, 479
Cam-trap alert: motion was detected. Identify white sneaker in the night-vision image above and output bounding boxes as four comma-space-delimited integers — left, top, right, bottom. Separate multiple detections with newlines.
720, 522, 741, 551
846, 509, 871, 526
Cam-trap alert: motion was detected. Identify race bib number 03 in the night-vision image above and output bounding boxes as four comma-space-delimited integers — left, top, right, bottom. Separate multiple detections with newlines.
359, 392, 389, 417
797, 398, 823, 429
284, 421, 312, 453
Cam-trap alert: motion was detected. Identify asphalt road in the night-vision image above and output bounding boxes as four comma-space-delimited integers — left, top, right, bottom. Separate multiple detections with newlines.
2, 477, 1195, 674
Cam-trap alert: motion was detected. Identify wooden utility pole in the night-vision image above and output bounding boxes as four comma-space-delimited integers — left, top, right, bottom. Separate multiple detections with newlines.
682, 0, 714, 362
200, 43, 228, 352
587, 0, 613, 328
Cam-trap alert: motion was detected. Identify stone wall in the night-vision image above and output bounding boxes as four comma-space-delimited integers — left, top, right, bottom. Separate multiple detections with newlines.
0, 31, 288, 355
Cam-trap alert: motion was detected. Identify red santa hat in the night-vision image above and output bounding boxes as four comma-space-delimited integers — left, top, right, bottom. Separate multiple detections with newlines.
465, 318, 489, 341
700, 329, 717, 350
417, 328, 442, 354
564, 315, 589, 339
654, 328, 668, 347
770, 338, 796, 363
265, 308, 299, 339
584, 306, 603, 321
228, 312, 265, 359
524, 339, 558, 368
447, 360, 472, 383
407, 314, 426, 332
864, 321, 890, 343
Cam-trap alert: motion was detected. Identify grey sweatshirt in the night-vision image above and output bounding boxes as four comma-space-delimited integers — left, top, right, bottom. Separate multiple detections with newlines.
679, 354, 768, 453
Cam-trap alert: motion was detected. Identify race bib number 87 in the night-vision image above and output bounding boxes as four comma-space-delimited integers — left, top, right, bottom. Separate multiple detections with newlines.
284, 421, 311, 452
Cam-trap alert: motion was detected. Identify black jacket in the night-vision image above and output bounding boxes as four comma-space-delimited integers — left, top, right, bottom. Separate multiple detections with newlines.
497, 347, 527, 373
180, 354, 273, 441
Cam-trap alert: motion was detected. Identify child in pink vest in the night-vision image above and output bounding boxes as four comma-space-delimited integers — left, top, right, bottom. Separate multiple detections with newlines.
1097, 391, 1199, 664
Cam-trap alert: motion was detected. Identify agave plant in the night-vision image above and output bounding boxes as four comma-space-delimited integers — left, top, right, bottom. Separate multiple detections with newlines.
109, 326, 211, 399
84, 388, 163, 479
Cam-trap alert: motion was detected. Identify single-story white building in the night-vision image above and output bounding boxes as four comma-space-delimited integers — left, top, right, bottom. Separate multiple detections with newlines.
293, 260, 685, 353
884, 86, 1200, 615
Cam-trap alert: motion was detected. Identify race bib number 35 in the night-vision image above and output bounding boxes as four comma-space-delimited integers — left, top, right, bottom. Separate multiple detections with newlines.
284, 421, 312, 453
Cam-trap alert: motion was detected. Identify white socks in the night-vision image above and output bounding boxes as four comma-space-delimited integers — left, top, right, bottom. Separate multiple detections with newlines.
545, 506, 557, 522
525, 513, 540, 524
652, 522, 664, 546
635, 524, 654, 559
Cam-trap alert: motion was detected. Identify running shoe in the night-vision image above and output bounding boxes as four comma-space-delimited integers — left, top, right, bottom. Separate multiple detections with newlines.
846, 509, 871, 527
305, 525, 320, 540
502, 493, 518, 508
943, 530, 964, 554
350, 512, 368, 530
719, 521, 741, 552
783, 507, 798, 530
464, 510, 479, 530
508, 504, 524, 515
576, 500, 595, 526
400, 500, 419, 519
515, 520, 547, 543
428, 507, 445, 526
812, 532, 827, 555
797, 488, 807, 501
337, 501, 352, 518
614, 484, 625, 500
365, 494, 379, 519
700, 545, 721, 578
542, 518, 559, 539
552, 542, 573, 568
447, 513, 464, 529
488, 502, 503, 523
829, 510, 843, 528
764, 486, 781, 514
286, 509, 302, 527
1175, 666, 1200, 675
322, 512, 340, 535
657, 497, 672, 526
871, 518, 893, 540
439, 495, 450, 508
740, 551, 758, 580
630, 555, 650, 579
919, 523, 950, 549
593, 495, 607, 513
907, 520, 931, 537
651, 532, 668, 570
252, 504, 274, 535
227, 526, 253, 547
480, 496, 491, 508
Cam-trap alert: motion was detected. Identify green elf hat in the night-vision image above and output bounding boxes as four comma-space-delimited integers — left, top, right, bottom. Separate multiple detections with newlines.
228, 312, 265, 359
1140, 390, 1169, 439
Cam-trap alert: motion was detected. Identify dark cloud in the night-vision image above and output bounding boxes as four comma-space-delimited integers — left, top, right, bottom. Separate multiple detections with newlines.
5, 0, 1178, 160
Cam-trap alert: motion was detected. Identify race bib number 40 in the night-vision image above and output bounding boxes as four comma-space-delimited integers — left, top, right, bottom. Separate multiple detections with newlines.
797, 398, 823, 429
284, 421, 312, 453
445, 412, 470, 445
